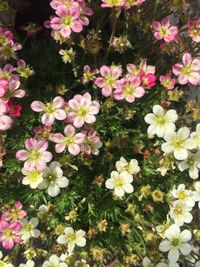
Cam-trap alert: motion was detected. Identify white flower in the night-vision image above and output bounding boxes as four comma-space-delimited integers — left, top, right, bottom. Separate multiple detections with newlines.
159, 224, 192, 263
0, 252, 14, 267
74, 259, 90, 267
156, 261, 179, 267
105, 171, 134, 197
161, 127, 196, 160
38, 161, 69, 197
22, 168, 43, 189
144, 105, 178, 138
192, 181, 200, 209
191, 123, 200, 149
42, 255, 68, 267
37, 204, 49, 220
142, 257, 154, 267
178, 151, 200, 179
21, 218, 40, 242
19, 260, 35, 267
59, 252, 73, 262
171, 184, 195, 207
115, 157, 140, 175
57, 227, 86, 252
169, 200, 193, 226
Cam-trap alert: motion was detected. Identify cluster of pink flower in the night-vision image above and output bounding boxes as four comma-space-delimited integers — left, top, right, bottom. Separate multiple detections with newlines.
0, 202, 26, 249
46, 0, 93, 41
16, 93, 101, 172
83, 60, 156, 102
0, 26, 22, 61
101, 0, 146, 8
159, 52, 200, 90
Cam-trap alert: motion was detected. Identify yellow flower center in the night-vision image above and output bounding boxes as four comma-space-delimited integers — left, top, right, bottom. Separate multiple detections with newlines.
105, 76, 116, 86
64, 135, 74, 145
178, 191, 187, 200
68, 233, 77, 242
155, 115, 167, 125
0, 261, 6, 267
4, 229, 13, 238
160, 27, 168, 36
174, 205, 183, 215
76, 106, 88, 118
24, 223, 32, 232
182, 65, 191, 75
62, 16, 72, 26
115, 177, 125, 187
45, 103, 55, 114
108, 0, 121, 5
29, 149, 41, 161
171, 238, 180, 247
124, 84, 135, 96
171, 138, 184, 149
28, 169, 42, 182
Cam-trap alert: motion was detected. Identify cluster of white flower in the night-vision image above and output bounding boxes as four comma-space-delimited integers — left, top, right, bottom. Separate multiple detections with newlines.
22, 161, 69, 197
143, 105, 200, 266
105, 157, 140, 197
145, 105, 200, 179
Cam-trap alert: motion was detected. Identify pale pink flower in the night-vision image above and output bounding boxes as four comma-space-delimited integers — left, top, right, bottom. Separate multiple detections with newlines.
0, 64, 18, 82
68, 92, 100, 128
52, 124, 85, 155
152, 17, 178, 43
6, 80, 25, 99
78, 1, 93, 26
159, 74, 176, 90
50, 5, 83, 37
101, 0, 125, 8
0, 220, 22, 249
95, 65, 122, 97
0, 115, 13, 131
31, 96, 66, 126
82, 65, 98, 84
172, 52, 200, 85
187, 17, 200, 43
113, 77, 145, 102
80, 129, 102, 155
16, 138, 52, 171
1, 202, 27, 221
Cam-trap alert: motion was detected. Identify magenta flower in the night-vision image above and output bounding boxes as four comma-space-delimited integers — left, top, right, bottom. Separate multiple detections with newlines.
113, 77, 145, 103
0, 220, 22, 249
50, 5, 83, 37
16, 138, 52, 171
1, 202, 27, 221
152, 17, 178, 43
68, 92, 100, 128
31, 96, 66, 126
172, 52, 200, 85
140, 72, 156, 88
52, 124, 85, 155
95, 65, 122, 97
187, 17, 200, 43
159, 74, 176, 90
101, 0, 125, 8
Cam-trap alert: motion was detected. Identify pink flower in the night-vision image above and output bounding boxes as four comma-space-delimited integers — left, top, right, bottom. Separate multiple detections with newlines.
52, 124, 85, 155
80, 129, 102, 155
68, 92, 100, 128
159, 74, 176, 90
95, 65, 122, 97
0, 64, 19, 82
0, 80, 8, 97
78, 1, 93, 26
82, 65, 98, 84
16, 138, 53, 171
31, 96, 66, 126
187, 17, 200, 43
0, 220, 22, 249
50, 5, 83, 37
172, 52, 200, 85
101, 0, 125, 8
1, 202, 27, 221
4, 80, 25, 99
126, 59, 155, 78
113, 77, 145, 102
152, 17, 178, 43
